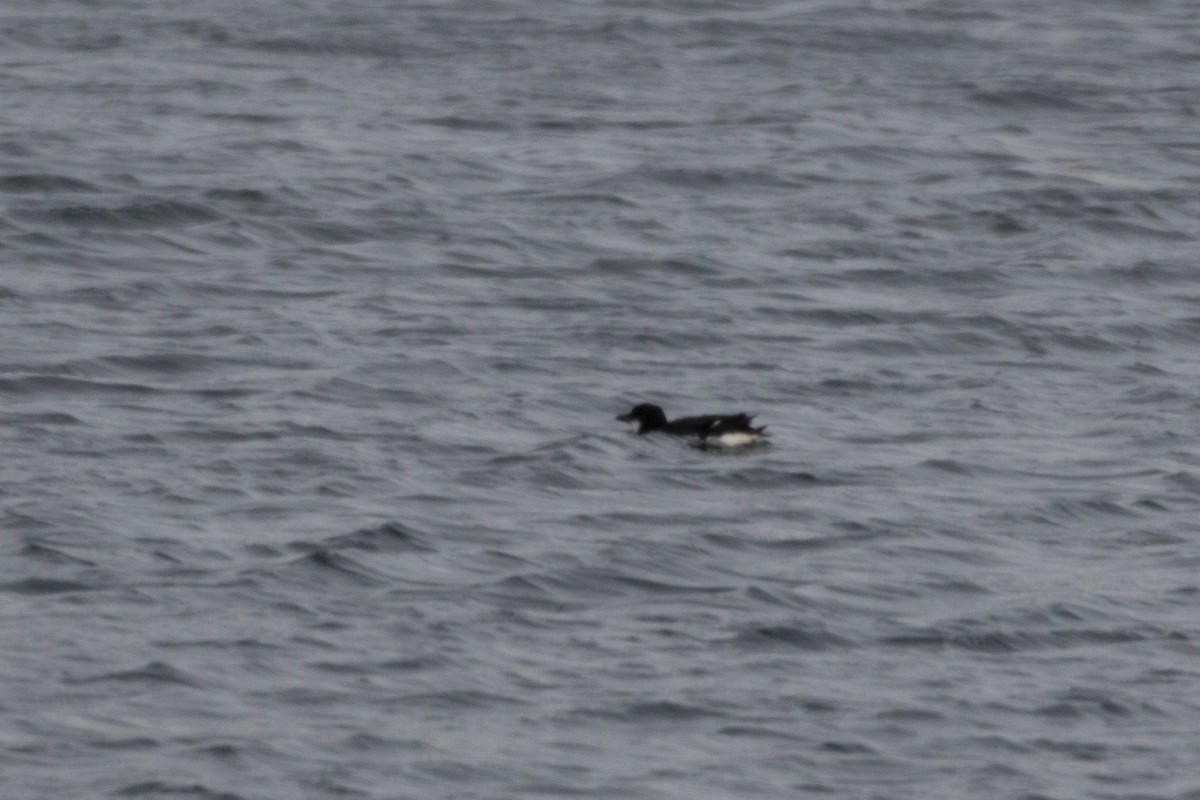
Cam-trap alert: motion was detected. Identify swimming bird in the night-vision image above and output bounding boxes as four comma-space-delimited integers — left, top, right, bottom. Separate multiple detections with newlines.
616, 402, 769, 446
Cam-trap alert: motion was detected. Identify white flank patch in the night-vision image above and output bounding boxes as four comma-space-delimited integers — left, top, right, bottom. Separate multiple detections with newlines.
713, 431, 763, 447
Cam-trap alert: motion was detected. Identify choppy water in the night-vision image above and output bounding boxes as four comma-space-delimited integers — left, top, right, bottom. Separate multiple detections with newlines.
4, 1, 1200, 798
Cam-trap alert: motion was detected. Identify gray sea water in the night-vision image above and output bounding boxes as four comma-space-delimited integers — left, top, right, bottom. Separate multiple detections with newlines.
4, 1, 1200, 798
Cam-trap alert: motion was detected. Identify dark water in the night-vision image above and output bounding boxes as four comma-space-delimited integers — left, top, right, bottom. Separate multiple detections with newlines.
4, 1, 1200, 797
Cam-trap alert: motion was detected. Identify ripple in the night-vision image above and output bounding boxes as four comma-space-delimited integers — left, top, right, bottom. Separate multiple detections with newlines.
732, 623, 853, 651
115, 781, 245, 799
13, 200, 221, 228
970, 88, 1088, 111
574, 700, 727, 723
0, 375, 160, 396
324, 521, 436, 554
0, 577, 97, 595
65, 661, 203, 688
0, 173, 98, 193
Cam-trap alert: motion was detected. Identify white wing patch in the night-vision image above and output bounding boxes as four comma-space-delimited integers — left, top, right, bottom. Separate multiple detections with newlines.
711, 431, 764, 447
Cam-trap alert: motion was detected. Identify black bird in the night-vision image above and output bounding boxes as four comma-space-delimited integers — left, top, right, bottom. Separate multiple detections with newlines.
616, 402, 769, 446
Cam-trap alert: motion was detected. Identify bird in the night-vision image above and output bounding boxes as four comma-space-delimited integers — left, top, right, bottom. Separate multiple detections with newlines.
616, 402, 769, 446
